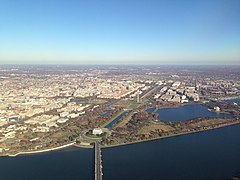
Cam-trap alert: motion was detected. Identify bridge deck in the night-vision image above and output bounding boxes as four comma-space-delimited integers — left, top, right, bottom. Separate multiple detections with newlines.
95, 142, 103, 180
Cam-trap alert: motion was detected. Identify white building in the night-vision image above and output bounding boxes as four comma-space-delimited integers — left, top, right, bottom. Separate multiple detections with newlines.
93, 128, 103, 135
59, 112, 69, 117
67, 113, 80, 119
214, 106, 220, 112
32, 126, 49, 133
57, 118, 69, 124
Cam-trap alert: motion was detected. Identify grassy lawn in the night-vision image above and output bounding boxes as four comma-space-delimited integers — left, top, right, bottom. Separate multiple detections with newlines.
190, 118, 232, 128
138, 122, 175, 134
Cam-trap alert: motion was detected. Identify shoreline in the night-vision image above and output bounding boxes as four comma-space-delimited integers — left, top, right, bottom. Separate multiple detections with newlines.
101, 121, 240, 149
2, 121, 240, 157
3, 142, 76, 157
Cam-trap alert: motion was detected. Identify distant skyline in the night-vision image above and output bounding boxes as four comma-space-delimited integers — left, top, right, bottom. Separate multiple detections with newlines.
0, 0, 240, 64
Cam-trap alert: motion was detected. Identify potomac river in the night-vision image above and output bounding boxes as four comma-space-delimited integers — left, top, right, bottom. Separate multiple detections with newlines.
0, 124, 240, 180
0, 103, 239, 180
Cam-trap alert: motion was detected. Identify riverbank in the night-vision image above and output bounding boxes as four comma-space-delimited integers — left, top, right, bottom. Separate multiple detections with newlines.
101, 120, 240, 149
153, 101, 204, 111
2, 121, 240, 157
2, 142, 76, 157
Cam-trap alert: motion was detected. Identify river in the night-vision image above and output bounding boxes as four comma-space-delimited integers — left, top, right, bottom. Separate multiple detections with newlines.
0, 103, 239, 180
0, 124, 240, 180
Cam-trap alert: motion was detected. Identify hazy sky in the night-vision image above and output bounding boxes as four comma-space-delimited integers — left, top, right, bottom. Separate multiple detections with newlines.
0, 0, 240, 64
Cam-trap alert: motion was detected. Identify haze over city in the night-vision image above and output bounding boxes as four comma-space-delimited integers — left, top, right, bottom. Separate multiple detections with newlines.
0, 0, 240, 64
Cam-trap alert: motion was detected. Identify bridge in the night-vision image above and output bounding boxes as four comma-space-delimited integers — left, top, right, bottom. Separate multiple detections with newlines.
95, 141, 103, 180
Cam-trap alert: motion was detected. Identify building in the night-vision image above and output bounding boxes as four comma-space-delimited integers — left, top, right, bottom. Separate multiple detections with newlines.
93, 128, 103, 135
67, 113, 79, 119
8, 116, 19, 122
59, 112, 69, 117
214, 106, 220, 112
57, 118, 69, 124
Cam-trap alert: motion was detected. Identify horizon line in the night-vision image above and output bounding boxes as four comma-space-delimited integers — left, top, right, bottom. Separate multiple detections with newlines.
1, 63, 240, 66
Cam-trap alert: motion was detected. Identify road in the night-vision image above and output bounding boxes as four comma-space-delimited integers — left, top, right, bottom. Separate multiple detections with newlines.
95, 141, 103, 180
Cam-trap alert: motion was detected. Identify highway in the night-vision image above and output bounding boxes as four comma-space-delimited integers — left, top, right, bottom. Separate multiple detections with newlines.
95, 141, 103, 180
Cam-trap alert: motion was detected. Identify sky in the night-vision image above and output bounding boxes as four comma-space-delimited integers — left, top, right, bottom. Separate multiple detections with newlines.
0, 0, 240, 64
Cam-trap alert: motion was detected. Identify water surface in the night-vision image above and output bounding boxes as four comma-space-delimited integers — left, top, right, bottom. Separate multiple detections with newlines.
148, 104, 233, 122
102, 124, 240, 180
100, 109, 114, 117
223, 98, 240, 103
0, 124, 240, 180
0, 148, 94, 180
105, 110, 131, 128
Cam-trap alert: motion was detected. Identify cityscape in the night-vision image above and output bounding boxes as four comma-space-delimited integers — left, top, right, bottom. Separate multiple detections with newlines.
0, 65, 240, 156
1, 0, 240, 179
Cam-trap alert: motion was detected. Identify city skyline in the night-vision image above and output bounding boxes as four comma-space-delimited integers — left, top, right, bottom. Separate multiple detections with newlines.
0, 0, 240, 64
